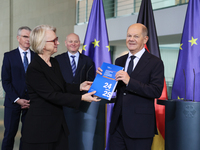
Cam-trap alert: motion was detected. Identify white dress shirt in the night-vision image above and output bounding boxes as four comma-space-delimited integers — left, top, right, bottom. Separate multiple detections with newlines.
68, 51, 80, 67
18, 46, 31, 64
15, 47, 31, 103
124, 48, 145, 73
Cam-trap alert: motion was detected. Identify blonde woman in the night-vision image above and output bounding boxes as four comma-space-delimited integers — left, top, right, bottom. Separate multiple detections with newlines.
21, 25, 99, 150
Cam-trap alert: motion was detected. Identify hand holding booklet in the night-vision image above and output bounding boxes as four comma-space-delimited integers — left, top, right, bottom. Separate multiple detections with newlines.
88, 62, 123, 100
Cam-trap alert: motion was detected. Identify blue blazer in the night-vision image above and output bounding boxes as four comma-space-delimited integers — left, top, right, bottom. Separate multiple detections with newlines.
1, 48, 35, 108
55, 52, 95, 84
109, 50, 164, 138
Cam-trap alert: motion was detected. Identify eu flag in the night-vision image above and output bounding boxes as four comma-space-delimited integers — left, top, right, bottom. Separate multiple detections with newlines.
82, 0, 112, 149
172, 0, 200, 102
82, 0, 111, 69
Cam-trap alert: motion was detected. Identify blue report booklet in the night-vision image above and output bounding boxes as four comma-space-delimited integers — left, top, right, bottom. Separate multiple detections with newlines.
88, 62, 123, 100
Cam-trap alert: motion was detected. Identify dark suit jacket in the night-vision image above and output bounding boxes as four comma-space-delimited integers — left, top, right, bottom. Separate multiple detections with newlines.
1, 48, 34, 108
109, 50, 164, 138
22, 54, 82, 143
55, 52, 95, 84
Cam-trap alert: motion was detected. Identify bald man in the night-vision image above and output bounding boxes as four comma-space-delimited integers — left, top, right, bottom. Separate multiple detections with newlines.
55, 33, 95, 150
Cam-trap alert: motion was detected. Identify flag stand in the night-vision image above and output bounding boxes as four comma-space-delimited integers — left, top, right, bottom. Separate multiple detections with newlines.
157, 100, 200, 150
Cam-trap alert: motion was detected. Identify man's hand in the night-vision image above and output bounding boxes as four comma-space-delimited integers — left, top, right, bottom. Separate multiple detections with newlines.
115, 70, 130, 85
16, 99, 30, 109
96, 67, 103, 75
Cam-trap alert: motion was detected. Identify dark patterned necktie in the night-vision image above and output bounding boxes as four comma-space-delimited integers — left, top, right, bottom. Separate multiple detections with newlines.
127, 55, 136, 75
71, 55, 76, 76
23, 52, 28, 72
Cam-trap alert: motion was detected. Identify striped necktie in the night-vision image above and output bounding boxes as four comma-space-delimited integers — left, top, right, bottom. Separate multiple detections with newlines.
23, 52, 28, 72
71, 55, 76, 76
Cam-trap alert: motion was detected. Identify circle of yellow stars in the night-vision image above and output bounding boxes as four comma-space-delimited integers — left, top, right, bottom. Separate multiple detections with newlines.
82, 39, 110, 52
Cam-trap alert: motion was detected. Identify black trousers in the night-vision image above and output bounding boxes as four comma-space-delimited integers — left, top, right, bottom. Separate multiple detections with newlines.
21, 128, 68, 150
109, 117, 153, 150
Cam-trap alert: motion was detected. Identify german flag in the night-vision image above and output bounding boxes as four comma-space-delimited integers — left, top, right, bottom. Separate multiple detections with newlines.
137, 0, 168, 149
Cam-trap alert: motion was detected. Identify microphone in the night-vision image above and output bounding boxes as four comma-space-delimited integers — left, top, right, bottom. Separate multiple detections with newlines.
193, 69, 195, 102
86, 64, 94, 81
79, 64, 85, 84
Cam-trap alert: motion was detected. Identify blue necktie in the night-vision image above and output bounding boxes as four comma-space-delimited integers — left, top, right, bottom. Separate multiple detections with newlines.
127, 55, 136, 75
71, 55, 76, 76
23, 52, 28, 72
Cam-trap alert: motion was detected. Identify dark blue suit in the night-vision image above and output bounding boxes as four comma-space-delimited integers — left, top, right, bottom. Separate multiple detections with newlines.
55, 52, 95, 84
55, 52, 95, 150
1, 48, 34, 150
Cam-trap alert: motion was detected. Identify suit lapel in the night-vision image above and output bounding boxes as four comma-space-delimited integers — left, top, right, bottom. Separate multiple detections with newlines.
14, 48, 25, 73
75, 53, 85, 78
118, 54, 128, 68
131, 51, 150, 78
122, 55, 128, 69
65, 52, 74, 78
16, 49, 35, 71
30, 50, 35, 61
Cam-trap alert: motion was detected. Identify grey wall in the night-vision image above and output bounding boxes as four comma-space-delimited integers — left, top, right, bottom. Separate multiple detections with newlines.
0, 0, 77, 74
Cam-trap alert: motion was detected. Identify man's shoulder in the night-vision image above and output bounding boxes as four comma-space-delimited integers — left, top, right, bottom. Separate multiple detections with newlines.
116, 53, 128, 61
3, 48, 19, 59
55, 52, 67, 59
4, 48, 18, 55
145, 51, 163, 63
80, 53, 93, 62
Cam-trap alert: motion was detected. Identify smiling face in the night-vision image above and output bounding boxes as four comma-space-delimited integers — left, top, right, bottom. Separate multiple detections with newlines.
65, 33, 80, 54
44, 30, 59, 55
126, 23, 148, 55
17, 29, 31, 51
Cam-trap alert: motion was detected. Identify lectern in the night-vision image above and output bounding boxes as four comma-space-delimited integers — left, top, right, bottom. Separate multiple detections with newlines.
157, 100, 200, 150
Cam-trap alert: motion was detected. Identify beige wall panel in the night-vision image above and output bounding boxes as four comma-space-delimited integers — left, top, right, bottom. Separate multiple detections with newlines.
0, 0, 76, 76
0, 0, 10, 70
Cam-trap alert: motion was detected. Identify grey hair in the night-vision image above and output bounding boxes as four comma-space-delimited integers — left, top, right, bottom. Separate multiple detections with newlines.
17, 26, 31, 36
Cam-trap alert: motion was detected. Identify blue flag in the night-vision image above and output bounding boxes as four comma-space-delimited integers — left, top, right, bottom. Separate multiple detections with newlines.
172, 0, 200, 101
82, 0, 111, 69
82, 0, 112, 149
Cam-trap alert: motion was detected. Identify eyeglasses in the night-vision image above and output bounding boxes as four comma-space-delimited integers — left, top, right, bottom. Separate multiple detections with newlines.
46, 37, 58, 45
20, 35, 30, 39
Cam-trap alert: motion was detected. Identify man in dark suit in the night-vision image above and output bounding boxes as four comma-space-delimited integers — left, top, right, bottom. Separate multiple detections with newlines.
1, 26, 34, 150
55, 33, 95, 150
98, 23, 164, 150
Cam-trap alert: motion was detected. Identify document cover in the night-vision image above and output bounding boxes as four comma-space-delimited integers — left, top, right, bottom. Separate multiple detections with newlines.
89, 62, 123, 100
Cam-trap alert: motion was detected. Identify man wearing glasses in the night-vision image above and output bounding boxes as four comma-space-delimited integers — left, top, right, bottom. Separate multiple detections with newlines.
1, 26, 34, 150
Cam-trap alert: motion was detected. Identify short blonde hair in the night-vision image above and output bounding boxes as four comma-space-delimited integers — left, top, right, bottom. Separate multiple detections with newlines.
30, 25, 56, 54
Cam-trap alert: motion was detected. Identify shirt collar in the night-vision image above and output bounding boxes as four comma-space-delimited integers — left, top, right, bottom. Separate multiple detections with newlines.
68, 51, 79, 57
18, 46, 30, 54
128, 48, 145, 59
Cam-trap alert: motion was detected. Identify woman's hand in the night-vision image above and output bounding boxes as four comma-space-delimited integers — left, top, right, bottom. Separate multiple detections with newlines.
81, 91, 101, 102
80, 81, 93, 91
